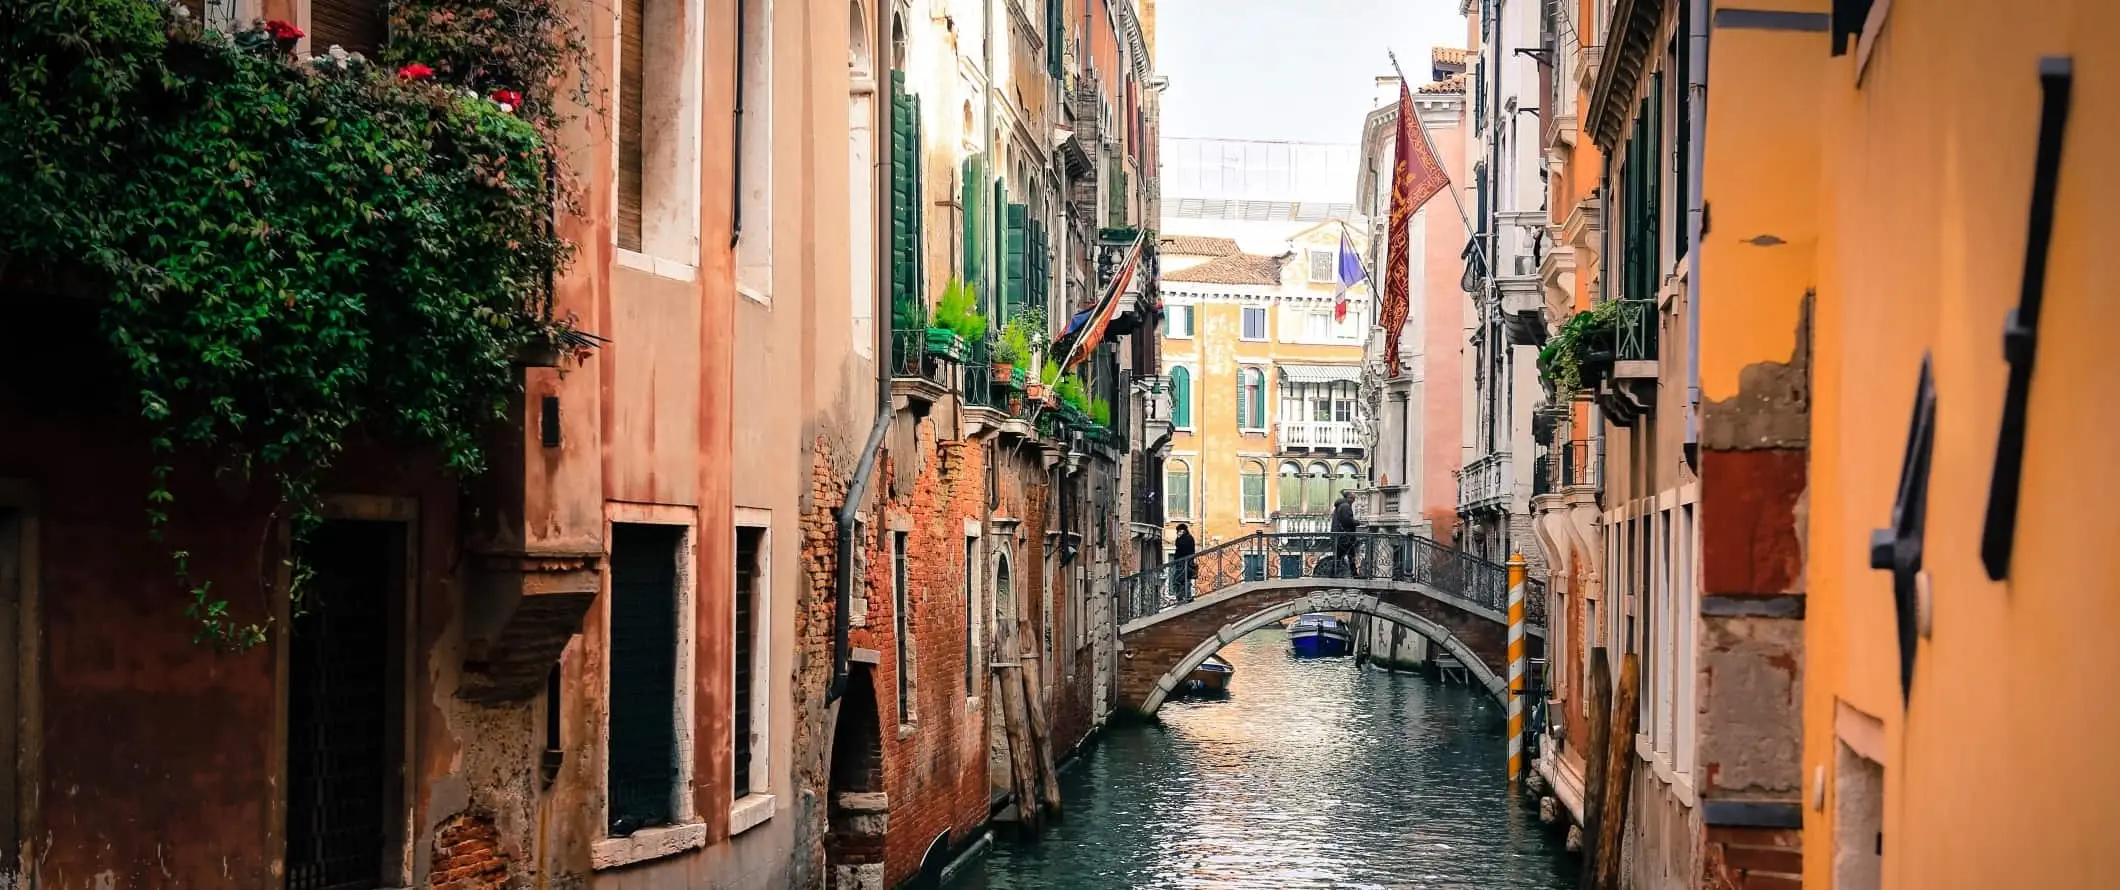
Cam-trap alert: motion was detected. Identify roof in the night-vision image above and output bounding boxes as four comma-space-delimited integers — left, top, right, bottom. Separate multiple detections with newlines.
1159, 235, 1243, 257
1419, 73, 1468, 94
1161, 253, 1288, 286
1278, 364, 1362, 384
1432, 47, 1469, 74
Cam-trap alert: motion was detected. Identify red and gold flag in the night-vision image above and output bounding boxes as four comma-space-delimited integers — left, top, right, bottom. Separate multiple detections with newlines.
1381, 81, 1451, 378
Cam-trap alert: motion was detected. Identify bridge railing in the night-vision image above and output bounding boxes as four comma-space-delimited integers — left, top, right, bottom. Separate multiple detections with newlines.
1121, 532, 1547, 629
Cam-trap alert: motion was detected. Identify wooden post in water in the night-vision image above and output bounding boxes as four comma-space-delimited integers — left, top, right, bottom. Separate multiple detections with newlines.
991, 601, 1042, 832
1576, 649, 1611, 890
1017, 650, 1065, 817
1590, 652, 1642, 890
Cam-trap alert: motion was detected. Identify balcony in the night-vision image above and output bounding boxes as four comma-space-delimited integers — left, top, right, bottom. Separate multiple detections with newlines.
1136, 374, 1174, 446
1594, 297, 1658, 426
1279, 420, 1363, 452
1494, 216, 1548, 346
1457, 451, 1512, 513
1560, 438, 1602, 495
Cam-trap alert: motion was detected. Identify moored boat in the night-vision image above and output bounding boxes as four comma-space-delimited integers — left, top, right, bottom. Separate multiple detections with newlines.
1287, 613, 1353, 658
1184, 654, 1234, 695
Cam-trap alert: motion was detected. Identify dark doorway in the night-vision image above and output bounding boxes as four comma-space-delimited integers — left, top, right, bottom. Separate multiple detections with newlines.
0, 506, 21, 862
287, 520, 407, 890
826, 667, 886, 889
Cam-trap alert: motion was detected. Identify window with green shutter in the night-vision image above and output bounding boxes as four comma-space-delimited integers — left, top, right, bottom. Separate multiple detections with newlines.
1046, 0, 1065, 79
991, 180, 1010, 320
961, 154, 986, 305
890, 71, 924, 319
1105, 159, 1129, 229
1003, 204, 1029, 321
1168, 366, 1191, 428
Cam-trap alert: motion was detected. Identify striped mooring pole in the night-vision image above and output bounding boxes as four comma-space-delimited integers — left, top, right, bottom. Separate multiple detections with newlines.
1505, 552, 1527, 788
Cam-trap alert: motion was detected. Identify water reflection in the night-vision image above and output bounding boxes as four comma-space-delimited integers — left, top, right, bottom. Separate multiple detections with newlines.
948, 628, 1577, 890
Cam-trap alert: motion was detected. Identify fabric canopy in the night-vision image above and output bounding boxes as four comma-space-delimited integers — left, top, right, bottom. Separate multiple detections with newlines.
1278, 364, 1362, 384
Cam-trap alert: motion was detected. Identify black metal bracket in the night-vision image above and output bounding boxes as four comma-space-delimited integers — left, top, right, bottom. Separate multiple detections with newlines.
1979, 56, 2073, 582
1871, 355, 1935, 707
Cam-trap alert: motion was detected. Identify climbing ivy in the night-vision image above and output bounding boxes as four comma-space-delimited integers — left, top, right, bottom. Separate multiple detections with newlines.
0, 0, 589, 647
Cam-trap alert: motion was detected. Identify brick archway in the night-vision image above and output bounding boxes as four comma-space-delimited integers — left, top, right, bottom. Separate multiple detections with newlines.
1119, 586, 1509, 716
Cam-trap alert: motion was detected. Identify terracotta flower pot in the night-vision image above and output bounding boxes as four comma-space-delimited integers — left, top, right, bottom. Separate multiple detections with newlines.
990, 362, 1013, 383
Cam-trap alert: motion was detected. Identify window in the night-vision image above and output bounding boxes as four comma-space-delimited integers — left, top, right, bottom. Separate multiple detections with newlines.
892, 530, 912, 724
618, 0, 707, 269
1240, 461, 1266, 521
1312, 392, 1334, 422
1241, 553, 1266, 581
732, 0, 771, 286
1241, 306, 1268, 340
1305, 462, 1333, 512
1278, 461, 1304, 512
1165, 460, 1193, 518
848, 0, 876, 353
607, 522, 690, 838
1307, 249, 1335, 282
1334, 462, 1361, 501
964, 535, 977, 694
1164, 304, 1194, 338
1168, 366, 1192, 428
310, 0, 385, 56
1237, 368, 1266, 429
1306, 311, 1330, 341
733, 522, 767, 804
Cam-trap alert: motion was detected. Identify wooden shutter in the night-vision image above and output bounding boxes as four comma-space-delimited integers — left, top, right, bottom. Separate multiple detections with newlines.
889, 71, 922, 316
617, 0, 645, 251
607, 523, 682, 832
1105, 160, 1128, 229
1003, 203, 1029, 321
1236, 371, 1249, 428
1029, 217, 1049, 317
1046, 0, 1065, 78
310, 0, 386, 56
1169, 367, 1189, 428
960, 154, 985, 300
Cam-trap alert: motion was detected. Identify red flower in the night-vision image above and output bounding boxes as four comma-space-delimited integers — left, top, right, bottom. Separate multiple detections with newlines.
490, 89, 523, 110
263, 20, 304, 40
396, 63, 435, 80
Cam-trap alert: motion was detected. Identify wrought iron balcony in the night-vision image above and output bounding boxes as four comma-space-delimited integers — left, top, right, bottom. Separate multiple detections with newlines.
1280, 420, 1363, 451
1560, 438, 1601, 494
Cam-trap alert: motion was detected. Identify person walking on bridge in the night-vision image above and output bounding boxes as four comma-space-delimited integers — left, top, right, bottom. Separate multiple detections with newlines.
1171, 523, 1197, 603
1331, 491, 1359, 573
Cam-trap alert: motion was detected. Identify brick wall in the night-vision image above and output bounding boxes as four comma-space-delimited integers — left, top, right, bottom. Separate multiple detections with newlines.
428, 809, 510, 890
1702, 825, 1801, 890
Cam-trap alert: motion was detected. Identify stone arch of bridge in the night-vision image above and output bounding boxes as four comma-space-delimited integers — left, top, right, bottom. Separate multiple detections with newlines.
1137, 589, 1507, 716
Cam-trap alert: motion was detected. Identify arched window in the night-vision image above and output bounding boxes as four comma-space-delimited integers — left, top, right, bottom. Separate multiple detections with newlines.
1240, 460, 1267, 521
890, 12, 907, 69
1305, 461, 1333, 512
1165, 459, 1192, 519
848, 0, 876, 356
1277, 461, 1304, 512
1168, 366, 1192, 428
1333, 462, 1361, 501
1236, 368, 1265, 430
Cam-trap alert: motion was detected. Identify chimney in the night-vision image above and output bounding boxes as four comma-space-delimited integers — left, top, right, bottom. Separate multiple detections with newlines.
1374, 75, 1402, 109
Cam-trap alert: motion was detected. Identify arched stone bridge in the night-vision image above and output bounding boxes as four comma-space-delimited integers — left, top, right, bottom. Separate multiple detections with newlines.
1115, 532, 1544, 716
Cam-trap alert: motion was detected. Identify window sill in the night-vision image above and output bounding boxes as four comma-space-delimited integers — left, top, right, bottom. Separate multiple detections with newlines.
729, 794, 776, 837
615, 248, 698, 283
1636, 734, 1697, 807
591, 822, 707, 870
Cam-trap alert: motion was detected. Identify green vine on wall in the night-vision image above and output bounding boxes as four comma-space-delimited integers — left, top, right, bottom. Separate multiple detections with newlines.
0, 0, 592, 648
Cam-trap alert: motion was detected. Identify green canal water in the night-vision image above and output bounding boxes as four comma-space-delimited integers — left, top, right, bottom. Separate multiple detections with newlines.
946, 628, 1578, 890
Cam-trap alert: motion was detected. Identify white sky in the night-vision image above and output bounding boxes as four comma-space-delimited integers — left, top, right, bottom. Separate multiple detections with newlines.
1154, 0, 1470, 144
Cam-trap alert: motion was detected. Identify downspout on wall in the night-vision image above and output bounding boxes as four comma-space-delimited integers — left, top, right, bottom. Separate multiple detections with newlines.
1684, 0, 1706, 458
830, 0, 899, 704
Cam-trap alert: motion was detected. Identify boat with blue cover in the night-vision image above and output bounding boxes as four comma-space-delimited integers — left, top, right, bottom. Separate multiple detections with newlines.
1287, 613, 1353, 658
1184, 654, 1234, 695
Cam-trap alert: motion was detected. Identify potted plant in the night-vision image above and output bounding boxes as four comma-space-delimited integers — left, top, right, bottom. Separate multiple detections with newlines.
990, 317, 1030, 383
927, 280, 986, 361
1536, 300, 1620, 397
1031, 360, 1061, 404
1089, 396, 1111, 430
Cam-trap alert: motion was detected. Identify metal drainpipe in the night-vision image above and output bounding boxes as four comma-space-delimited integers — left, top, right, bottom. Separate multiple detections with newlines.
829, 0, 899, 704
730, 0, 746, 247
1684, 0, 1706, 454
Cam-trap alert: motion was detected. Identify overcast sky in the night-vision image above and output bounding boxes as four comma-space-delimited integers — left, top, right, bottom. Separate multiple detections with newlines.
1154, 0, 1469, 144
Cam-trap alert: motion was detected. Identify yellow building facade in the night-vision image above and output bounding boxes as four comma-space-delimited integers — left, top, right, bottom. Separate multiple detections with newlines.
1157, 225, 1371, 552
1791, 0, 2120, 886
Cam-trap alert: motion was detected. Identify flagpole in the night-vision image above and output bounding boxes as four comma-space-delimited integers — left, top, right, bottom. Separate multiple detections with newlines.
1387, 49, 1482, 271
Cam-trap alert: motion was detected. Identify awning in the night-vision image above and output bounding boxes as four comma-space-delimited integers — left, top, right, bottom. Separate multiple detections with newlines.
1278, 364, 1362, 384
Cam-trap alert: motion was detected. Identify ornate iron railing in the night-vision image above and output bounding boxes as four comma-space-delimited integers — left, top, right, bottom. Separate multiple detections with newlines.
1616, 298, 1658, 363
1561, 438, 1601, 492
1120, 531, 1545, 630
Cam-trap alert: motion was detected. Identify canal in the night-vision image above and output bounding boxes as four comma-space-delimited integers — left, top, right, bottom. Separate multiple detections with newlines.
947, 627, 1578, 890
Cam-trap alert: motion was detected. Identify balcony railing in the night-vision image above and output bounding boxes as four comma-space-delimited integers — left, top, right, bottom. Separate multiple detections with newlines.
1532, 453, 1553, 497
1560, 438, 1601, 492
1457, 452, 1512, 510
1280, 420, 1362, 451
1616, 298, 1658, 363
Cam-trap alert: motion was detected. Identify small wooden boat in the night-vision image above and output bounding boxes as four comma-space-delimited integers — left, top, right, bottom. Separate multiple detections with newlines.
1184, 654, 1234, 694
1288, 613, 1353, 658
